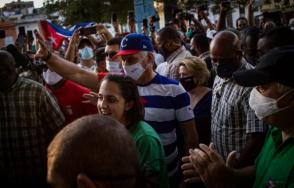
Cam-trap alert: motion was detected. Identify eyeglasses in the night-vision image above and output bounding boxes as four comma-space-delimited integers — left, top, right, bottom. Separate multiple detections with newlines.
105, 51, 117, 59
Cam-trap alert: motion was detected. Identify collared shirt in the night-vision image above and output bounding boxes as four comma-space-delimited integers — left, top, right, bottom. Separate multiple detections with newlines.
198, 51, 210, 60
198, 51, 212, 69
254, 127, 294, 188
0, 77, 65, 185
211, 61, 267, 159
156, 46, 191, 80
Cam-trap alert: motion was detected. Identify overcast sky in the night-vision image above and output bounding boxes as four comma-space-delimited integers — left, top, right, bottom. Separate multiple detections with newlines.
0, 0, 44, 9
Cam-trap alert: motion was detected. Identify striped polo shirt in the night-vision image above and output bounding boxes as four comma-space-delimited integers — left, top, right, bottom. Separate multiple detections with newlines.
137, 73, 194, 177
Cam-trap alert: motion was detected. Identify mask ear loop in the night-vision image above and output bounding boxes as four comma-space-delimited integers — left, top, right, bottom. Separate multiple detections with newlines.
277, 89, 294, 109
141, 52, 153, 70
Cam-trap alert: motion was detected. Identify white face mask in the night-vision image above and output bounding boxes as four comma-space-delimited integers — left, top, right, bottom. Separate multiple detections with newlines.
106, 60, 122, 73
249, 88, 285, 120
79, 46, 94, 60
123, 62, 145, 81
42, 69, 63, 85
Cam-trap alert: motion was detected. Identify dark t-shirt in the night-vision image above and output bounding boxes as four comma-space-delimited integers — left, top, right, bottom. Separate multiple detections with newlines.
193, 90, 212, 145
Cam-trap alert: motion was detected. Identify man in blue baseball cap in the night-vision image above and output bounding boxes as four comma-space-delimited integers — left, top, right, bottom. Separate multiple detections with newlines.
35, 32, 198, 188
114, 33, 198, 188
112, 33, 155, 81
114, 33, 154, 56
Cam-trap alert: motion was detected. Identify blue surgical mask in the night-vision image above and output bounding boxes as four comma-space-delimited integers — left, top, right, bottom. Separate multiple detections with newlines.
79, 46, 94, 60
106, 60, 122, 73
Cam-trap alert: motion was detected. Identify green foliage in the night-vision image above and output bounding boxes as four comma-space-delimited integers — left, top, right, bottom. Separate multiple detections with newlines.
44, 0, 133, 25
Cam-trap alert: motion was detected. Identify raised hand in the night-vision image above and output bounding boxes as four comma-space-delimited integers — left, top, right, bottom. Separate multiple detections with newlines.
220, 1, 231, 13
249, 0, 255, 7
82, 92, 99, 106
71, 29, 80, 42
96, 24, 108, 34
34, 31, 50, 61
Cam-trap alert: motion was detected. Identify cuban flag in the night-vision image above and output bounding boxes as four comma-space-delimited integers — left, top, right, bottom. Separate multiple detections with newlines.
39, 20, 72, 50
68, 22, 96, 32
39, 20, 95, 50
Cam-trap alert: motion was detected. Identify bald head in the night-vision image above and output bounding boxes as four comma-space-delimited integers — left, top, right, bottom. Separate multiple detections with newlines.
210, 31, 241, 56
210, 31, 243, 78
47, 115, 140, 188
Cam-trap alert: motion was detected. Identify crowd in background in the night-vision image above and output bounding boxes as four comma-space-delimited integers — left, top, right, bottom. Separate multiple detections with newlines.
1, 1, 294, 188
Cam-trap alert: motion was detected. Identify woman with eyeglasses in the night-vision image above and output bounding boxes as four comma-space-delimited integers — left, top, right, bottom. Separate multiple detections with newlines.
178, 56, 212, 145
97, 74, 169, 188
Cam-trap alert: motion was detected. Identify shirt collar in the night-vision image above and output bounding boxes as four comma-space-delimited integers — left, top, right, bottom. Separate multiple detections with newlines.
199, 51, 209, 59
166, 46, 186, 63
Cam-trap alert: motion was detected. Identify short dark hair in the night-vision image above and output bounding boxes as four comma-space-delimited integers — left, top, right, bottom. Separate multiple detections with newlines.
48, 115, 140, 188
77, 38, 93, 49
158, 27, 182, 44
236, 17, 248, 25
191, 32, 209, 52
240, 27, 262, 46
101, 74, 144, 127
0, 50, 16, 67
107, 37, 123, 46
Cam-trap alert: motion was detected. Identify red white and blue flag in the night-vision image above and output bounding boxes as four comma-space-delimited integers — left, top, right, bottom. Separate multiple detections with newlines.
39, 20, 95, 50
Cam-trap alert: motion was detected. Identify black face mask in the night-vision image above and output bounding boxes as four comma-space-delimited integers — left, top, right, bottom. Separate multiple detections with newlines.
190, 49, 199, 56
216, 63, 239, 79
159, 46, 169, 59
179, 76, 197, 92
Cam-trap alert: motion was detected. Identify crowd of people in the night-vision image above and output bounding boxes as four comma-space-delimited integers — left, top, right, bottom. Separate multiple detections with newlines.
1, 1, 294, 188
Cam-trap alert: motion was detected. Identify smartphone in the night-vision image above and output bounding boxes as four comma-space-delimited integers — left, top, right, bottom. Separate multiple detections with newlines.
79, 26, 97, 36
221, 1, 231, 9
0, 30, 5, 39
143, 18, 148, 28
27, 30, 34, 41
18, 26, 26, 36
112, 13, 117, 22
128, 11, 135, 22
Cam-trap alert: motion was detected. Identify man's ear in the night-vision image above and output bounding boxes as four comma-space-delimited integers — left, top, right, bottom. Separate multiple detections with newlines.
77, 173, 104, 188
147, 52, 155, 64
235, 49, 243, 63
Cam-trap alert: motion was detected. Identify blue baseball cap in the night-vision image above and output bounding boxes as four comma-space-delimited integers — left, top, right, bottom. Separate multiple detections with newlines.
114, 33, 154, 57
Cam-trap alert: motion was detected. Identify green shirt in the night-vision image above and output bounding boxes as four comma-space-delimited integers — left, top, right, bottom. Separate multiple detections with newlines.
254, 127, 294, 188
130, 121, 169, 188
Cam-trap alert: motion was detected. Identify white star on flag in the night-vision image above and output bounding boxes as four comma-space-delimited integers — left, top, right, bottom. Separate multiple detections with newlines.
48, 36, 57, 45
